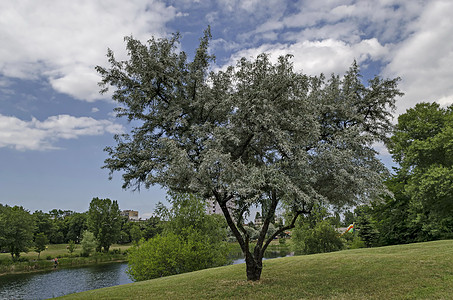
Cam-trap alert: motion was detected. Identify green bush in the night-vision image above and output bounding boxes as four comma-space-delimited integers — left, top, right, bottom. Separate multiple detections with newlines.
80, 230, 97, 256
110, 248, 122, 255
348, 236, 366, 249
68, 240, 76, 253
0, 258, 13, 266
127, 229, 229, 281
292, 220, 344, 255
15, 257, 30, 262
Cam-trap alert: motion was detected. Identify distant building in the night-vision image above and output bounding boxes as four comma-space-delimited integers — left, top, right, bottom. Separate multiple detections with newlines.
205, 198, 236, 219
254, 212, 263, 226
206, 198, 222, 215
121, 210, 139, 221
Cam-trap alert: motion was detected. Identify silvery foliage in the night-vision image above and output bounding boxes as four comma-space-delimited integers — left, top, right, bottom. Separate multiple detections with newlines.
97, 28, 402, 244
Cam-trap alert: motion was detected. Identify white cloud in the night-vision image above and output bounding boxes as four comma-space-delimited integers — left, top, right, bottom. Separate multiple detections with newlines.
0, 114, 124, 151
0, 0, 177, 102
91, 107, 100, 113
238, 0, 426, 50
223, 38, 388, 76
383, 0, 453, 114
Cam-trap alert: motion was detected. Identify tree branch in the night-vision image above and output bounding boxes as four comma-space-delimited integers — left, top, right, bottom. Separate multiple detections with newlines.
262, 204, 311, 254
256, 189, 279, 258
214, 191, 247, 253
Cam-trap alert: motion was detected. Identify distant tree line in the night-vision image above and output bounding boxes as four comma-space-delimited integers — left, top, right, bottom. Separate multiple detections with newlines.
0, 198, 162, 260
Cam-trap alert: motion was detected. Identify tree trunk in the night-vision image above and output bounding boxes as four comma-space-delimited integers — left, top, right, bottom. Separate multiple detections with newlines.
245, 252, 263, 281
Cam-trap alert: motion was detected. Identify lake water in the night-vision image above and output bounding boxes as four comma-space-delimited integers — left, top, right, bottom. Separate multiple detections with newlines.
0, 250, 291, 299
0, 262, 132, 299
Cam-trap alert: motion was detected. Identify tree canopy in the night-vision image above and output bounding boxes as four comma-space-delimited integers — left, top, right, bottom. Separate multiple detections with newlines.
87, 197, 121, 252
351, 102, 453, 247
98, 28, 402, 280
388, 102, 453, 217
0, 205, 35, 260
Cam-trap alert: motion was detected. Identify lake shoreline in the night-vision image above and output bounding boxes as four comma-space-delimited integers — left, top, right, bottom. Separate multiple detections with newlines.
0, 256, 128, 277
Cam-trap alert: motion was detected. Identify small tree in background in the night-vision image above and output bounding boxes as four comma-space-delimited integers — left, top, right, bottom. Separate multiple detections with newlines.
0, 205, 35, 261
68, 240, 76, 254
292, 205, 344, 254
130, 224, 143, 244
80, 230, 97, 257
355, 206, 379, 247
34, 232, 48, 259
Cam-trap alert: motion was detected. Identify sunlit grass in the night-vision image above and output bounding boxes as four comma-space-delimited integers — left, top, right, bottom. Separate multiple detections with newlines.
60, 240, 453, 299
0, 243, 131, 261
0, 243, 132, 275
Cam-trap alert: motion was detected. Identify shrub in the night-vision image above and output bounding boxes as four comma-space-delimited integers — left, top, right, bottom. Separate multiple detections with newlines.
68, 240, 76, 253
348, 236, 366, 249
111, 248, 121, 255
80, 231, 97, 257
15, 257, 29, 262
292, 220, 344, 255
127, 229, 229, 281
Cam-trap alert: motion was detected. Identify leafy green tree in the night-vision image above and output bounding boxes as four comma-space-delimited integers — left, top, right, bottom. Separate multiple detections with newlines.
342, 210, 355, 227
34, 232, 48, 259
367, 175, 419, 245
127, 233, 181, 280
68, 240, 76, 253
33, 210, 54, 242
80, 230, 97, 257
127, 193, 229, 281
129, 224, 142, 244
302, 220, 344, 254
292, 205, 344, 254
142, 216, 162, 240
87, 197, 121, 252
156, 192, 229, 250
0, 205, 35, 260
388, 102, 453, 217
371, 102, 453, 245
98, 29, 402, 280
66, 212, 87, 243
127, 228, 228, 281
48, 209, 74, 244
355, 206, 379, 247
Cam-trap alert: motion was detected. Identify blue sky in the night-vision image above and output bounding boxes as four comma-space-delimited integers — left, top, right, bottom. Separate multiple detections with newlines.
1, 0, 453, 218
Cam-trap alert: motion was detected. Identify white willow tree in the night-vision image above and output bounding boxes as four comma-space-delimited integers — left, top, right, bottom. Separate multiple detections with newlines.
97, 28, 402, 281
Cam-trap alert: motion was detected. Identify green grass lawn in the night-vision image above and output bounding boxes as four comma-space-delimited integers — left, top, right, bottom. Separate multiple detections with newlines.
59, 240, 453, 299
0, 243, 131, 261
0, 244, 132, 275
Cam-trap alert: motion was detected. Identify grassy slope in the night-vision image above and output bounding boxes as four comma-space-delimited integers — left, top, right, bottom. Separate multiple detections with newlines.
60, 240, 453, 299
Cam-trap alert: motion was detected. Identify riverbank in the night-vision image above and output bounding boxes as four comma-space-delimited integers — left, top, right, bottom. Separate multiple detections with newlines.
0, 243, 130, 276
0, 254, 128, 276
0, 241, 290, 276
61, 240, 453, 299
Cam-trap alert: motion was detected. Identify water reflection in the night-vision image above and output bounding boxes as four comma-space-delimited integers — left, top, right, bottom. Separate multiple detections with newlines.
0, 262, 132, 300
